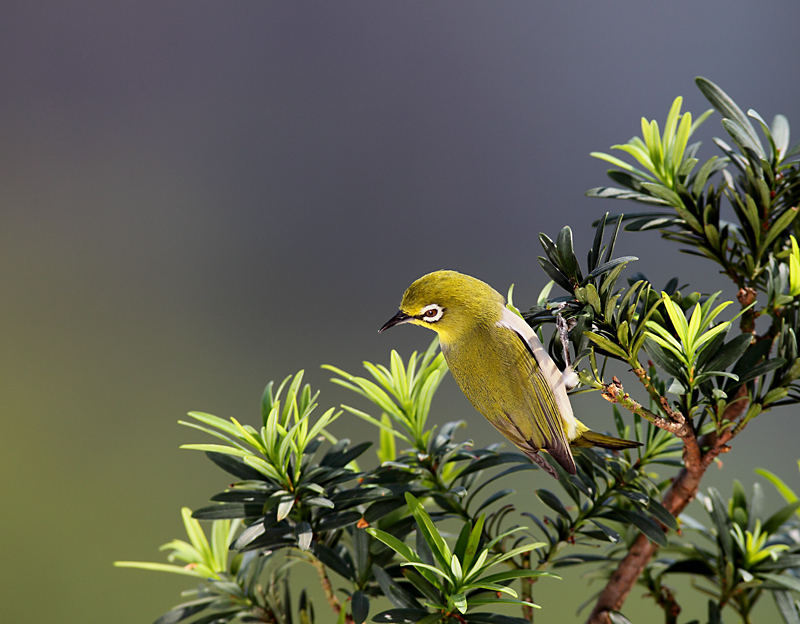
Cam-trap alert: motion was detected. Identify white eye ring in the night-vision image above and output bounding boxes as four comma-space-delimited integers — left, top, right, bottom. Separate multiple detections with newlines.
419, 304, 443, 323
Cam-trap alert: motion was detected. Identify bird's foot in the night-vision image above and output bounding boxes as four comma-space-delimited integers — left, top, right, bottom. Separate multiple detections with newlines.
555, 303, 578, 390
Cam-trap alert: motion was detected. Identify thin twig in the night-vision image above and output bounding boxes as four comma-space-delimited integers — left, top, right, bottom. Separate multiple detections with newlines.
632, 368, 684, 423
602, 376, 683, 432
655, 585, 681, 624
309, 555, 354, 624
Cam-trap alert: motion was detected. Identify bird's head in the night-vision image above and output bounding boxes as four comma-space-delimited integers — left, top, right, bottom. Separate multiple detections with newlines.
379, 270, 505, 342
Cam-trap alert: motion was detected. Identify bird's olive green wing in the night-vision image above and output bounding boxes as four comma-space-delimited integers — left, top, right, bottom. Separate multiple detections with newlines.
496, 308, 577, 475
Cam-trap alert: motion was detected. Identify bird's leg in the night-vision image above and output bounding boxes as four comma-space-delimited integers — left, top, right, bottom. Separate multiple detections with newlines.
555, 303, 579, 391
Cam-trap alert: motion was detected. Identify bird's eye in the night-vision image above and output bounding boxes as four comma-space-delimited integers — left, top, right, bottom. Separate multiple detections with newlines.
419, 304, 443, 322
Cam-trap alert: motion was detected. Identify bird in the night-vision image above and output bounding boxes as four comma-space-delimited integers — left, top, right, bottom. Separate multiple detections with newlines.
379, 270, 639, 478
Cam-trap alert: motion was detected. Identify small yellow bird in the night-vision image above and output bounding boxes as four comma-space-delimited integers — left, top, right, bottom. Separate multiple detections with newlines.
380, 270, 639, 478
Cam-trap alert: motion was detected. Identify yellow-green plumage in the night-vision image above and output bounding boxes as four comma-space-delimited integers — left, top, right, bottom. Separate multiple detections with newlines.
380, 270, 639, 478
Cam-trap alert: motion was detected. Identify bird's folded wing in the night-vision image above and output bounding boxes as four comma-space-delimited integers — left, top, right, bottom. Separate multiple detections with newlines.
496, 308, 576, 474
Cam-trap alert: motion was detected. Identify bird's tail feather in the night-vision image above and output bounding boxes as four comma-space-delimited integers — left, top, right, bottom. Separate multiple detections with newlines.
572, 430, 641, 449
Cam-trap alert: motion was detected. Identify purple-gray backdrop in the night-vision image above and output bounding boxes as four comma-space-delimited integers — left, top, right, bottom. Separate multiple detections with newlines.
3, 2, 800, 622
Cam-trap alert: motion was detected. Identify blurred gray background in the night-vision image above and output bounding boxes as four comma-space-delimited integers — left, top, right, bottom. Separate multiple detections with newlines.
3, 2, 800, 622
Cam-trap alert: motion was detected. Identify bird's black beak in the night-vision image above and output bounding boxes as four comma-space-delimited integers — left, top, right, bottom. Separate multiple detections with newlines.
379, 310, 411, 333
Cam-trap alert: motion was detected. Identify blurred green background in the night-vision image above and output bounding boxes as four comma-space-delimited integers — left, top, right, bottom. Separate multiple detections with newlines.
3, 2, 800, 622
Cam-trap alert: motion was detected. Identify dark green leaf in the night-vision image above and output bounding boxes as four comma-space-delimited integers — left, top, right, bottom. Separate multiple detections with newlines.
457, 452, 528, 479
691, 156, 720, 196
416, 525, 435, 567
372, 566, 423, 610
664, 559, 716, 576
604, 213, 624, 262
625, 215, 682, 231
736, 358, 787, 385
353, 525, 370, 579
371, 608, 431, 623
298, 588, 312, 624
330, 487, 393, 506
522, 512, 553, 544
708, 599, 722, 624
760, 572, 800, 594
731, 339, 773, 377
153, 598, 215, 624
643, 338, 685, 380
647, 498, 679, 531
696, 77, 763, 156
619, 509, 667, 546
192, 503, 264, 520
586, 186, 671, 205
313, 543, 353, 580
364, 499, 406, 523
551, 553, 609, 567
453, 521, 471, 564
703, 334, 752, 373
722, 118, 765, 161
538, 256, 574, 293
606, 171, 650, 192
640, 183, 684, 209
618, 489, 648, 505
568, 473, 593, 499
205, 451, 266, 482
536, 489, 571, 519
556, 226, 582, 282
402, 568, 442, 605
304, 497, 335, 509
231, 519, 267, 550
586, 256, 638, 282
463, 614, 531, 624
785, 140, 800, 160
352, 590, 369, 624
405, 493, 451, 571
759, 554, 800, 572
707, 488, 733, 562
589, 213, 609, 272
321, 441, 373, 468
539, 232, 562, 270
585, 331, 629, 360
185, 609, 244, 624
589, 520, 620, 543
476, 489, 515, 513
296, 521, 312, 551
695, 331, 727, 370
315, 511, 362, 532
774, 590, 800, 624
466, 464, 537, 508
277, 496, 295, 521
762, 501, 800, 535
211, 489, 270, 504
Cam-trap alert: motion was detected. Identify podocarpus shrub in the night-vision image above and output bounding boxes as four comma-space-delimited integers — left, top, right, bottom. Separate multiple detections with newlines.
117, 78, 800, 624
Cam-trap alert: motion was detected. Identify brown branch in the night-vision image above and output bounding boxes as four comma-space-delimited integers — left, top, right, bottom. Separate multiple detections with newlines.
632, 368, 684, 423
654, 586, 681, 624
601, 376, 684, 433
586, 385, 751, 624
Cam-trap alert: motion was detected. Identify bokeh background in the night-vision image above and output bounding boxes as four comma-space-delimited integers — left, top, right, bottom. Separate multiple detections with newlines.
3, 2, 800, 622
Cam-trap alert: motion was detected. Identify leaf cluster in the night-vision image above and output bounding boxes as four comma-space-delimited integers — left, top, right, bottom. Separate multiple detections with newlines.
116, 78, 800, 624
653, 478, 800, 624
118, 340, 693, 624
588, 78, 800, 291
